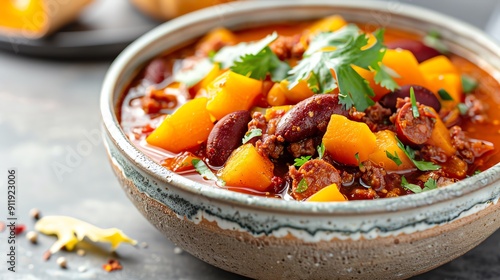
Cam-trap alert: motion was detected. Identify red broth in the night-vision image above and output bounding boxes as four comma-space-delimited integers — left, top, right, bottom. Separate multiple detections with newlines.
119, 19, 500, 201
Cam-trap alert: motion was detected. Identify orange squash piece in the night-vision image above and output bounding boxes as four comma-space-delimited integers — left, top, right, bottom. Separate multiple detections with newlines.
218, 144, 274, 191
352, 65, 389, 101
424, 107, 456, 157
368, 130, 414, 171
307, 183, 347, 202
306, 15, 347, 36
279, 80, 315, 104
146, 97, 214, 153
267, 83, 288, 106
382, 49, 428, 88
420, 55, 462, 107
206, 71, 262, 120
264, 105, 293, 121
322, 114, 377, 166
195, 27, 237, 55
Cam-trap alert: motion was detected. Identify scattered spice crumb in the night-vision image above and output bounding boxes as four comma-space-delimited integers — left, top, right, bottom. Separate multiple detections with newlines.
26, 231, 38, 244
0, 221, 5, 233
103, 259, 123, 272
173, 247, 183, 255
140, 242, 148, 248
78, 266, 87, 273
14, 224, 26, 235
42, 251, 51, 261
29, 208, 41, 220
76, 249, 86, 256
57, 257, 67, 269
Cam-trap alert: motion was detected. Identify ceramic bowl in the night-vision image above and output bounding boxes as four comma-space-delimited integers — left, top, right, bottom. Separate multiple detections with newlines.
100, 1, 500, 279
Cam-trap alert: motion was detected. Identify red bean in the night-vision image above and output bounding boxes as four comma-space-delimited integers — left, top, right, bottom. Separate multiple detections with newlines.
206, 110, 252, 167
386, 39, 441, 63
395, 103, 434, 145
379, 85, 441, 113
144, 58, 169, 84
275, 94, 348, 143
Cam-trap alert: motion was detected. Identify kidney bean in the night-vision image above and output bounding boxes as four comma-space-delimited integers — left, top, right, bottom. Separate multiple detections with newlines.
206, 110, 252, 166
144, 58, 169, 84
275, 94, 348, 143
379, 85, 441, 113
386, 39, 441, 63
395, 103, 434, 145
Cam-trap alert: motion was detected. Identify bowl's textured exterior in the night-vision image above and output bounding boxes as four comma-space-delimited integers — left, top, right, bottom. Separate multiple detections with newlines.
101, 1, 500, 279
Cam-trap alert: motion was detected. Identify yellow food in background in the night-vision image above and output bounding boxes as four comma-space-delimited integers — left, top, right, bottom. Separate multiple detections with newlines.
131, 0, 234, 21
0, 0, 93, 38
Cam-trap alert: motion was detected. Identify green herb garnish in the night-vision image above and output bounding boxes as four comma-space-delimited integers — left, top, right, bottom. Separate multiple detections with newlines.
457, 103, 468, 115
317, 143, 326, 159
287, 25, 398, 111
192, 159, 225, 186
423, 178, 438, 191
461, 75, 478, 93
423, 30, 449, 54
438, 88, 454, 101
294, 156, 312, 167
242, 128, 262, 144
401, 176, 422, 193
385, 150, 402, 166
410, 86, 420, 118
295, 178, 309, 193
354, 152, 364, 169
214, 32, 279, 69
231, 46, 291, 82
396, 137, 440, 171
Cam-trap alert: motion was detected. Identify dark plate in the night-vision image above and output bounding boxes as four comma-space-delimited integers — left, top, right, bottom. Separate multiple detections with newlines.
0, 0, 159, 59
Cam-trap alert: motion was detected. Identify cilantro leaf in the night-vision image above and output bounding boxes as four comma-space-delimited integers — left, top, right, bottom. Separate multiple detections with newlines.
438, 88, 454, 101
457, 103, 468, 115
242, 128, 262, 144
401, 176, 422, 193
231, 46, 290, 82
423, 178, 437, 191
294, 156, 311, 167
423, 30, 449, 54
396, 137, 440, 171
214, 32, 278, 69
317, 143, 326, 159
192, 159, 225, 186
461, 75, 478, 93
354, 152, 364, 169
287, 25, 397, 111
410, 87, 420, 118
385, 150, 402, 166
174, 58, 214, 87
295, 178, 308, 193
474, 170, 482, 175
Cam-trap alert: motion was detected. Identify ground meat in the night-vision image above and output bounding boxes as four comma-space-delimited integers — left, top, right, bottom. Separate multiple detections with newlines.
420, 144, 448, 163
360, 161, 387, 191
465, 95, 488, 123
362, 102, 394, 132
142, 89, 178, 114
248, 112, 267, 134
288, 137, 319, 158
450, 125, 494, 164
347, 187, 378, 200
269, 34, 305, 60
418, 171, 458, 188
255, 135, 285, 159
289, 159, 341, 200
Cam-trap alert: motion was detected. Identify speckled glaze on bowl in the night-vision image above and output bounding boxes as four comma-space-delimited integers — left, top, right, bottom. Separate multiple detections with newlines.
101, 1, 500, 279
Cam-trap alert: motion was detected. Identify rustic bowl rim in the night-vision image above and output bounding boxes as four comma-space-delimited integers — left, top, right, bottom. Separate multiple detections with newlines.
101, 0, 500, 214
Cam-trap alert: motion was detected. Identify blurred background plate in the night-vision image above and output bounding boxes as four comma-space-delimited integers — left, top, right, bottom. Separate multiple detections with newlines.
0, 0, 158, 59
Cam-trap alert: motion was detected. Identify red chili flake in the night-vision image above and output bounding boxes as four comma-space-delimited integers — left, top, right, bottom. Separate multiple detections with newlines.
102, 259, 122, 272
14, 224, 26, 235
0, 221, 5, 233
42, 251, 51, 261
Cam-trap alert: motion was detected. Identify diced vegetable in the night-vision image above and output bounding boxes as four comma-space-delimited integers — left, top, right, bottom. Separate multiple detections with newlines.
192, 64, 223, 96
196, 27, 237, 55
279, 80, 315, 104
420, 55, 462, 108
266, 83, 288, 106
306, 183, 347, 202
368, 130, 414, 171
206, 71, 263, 120
306, 15, 347, 36
382, 49, 428, 89
264, 105, 293, 121
423, 106, 456, 157
352, 65, 389, 101
218, 144, 274, 191
322, 114, 377, 166
146, 97, 214, 153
